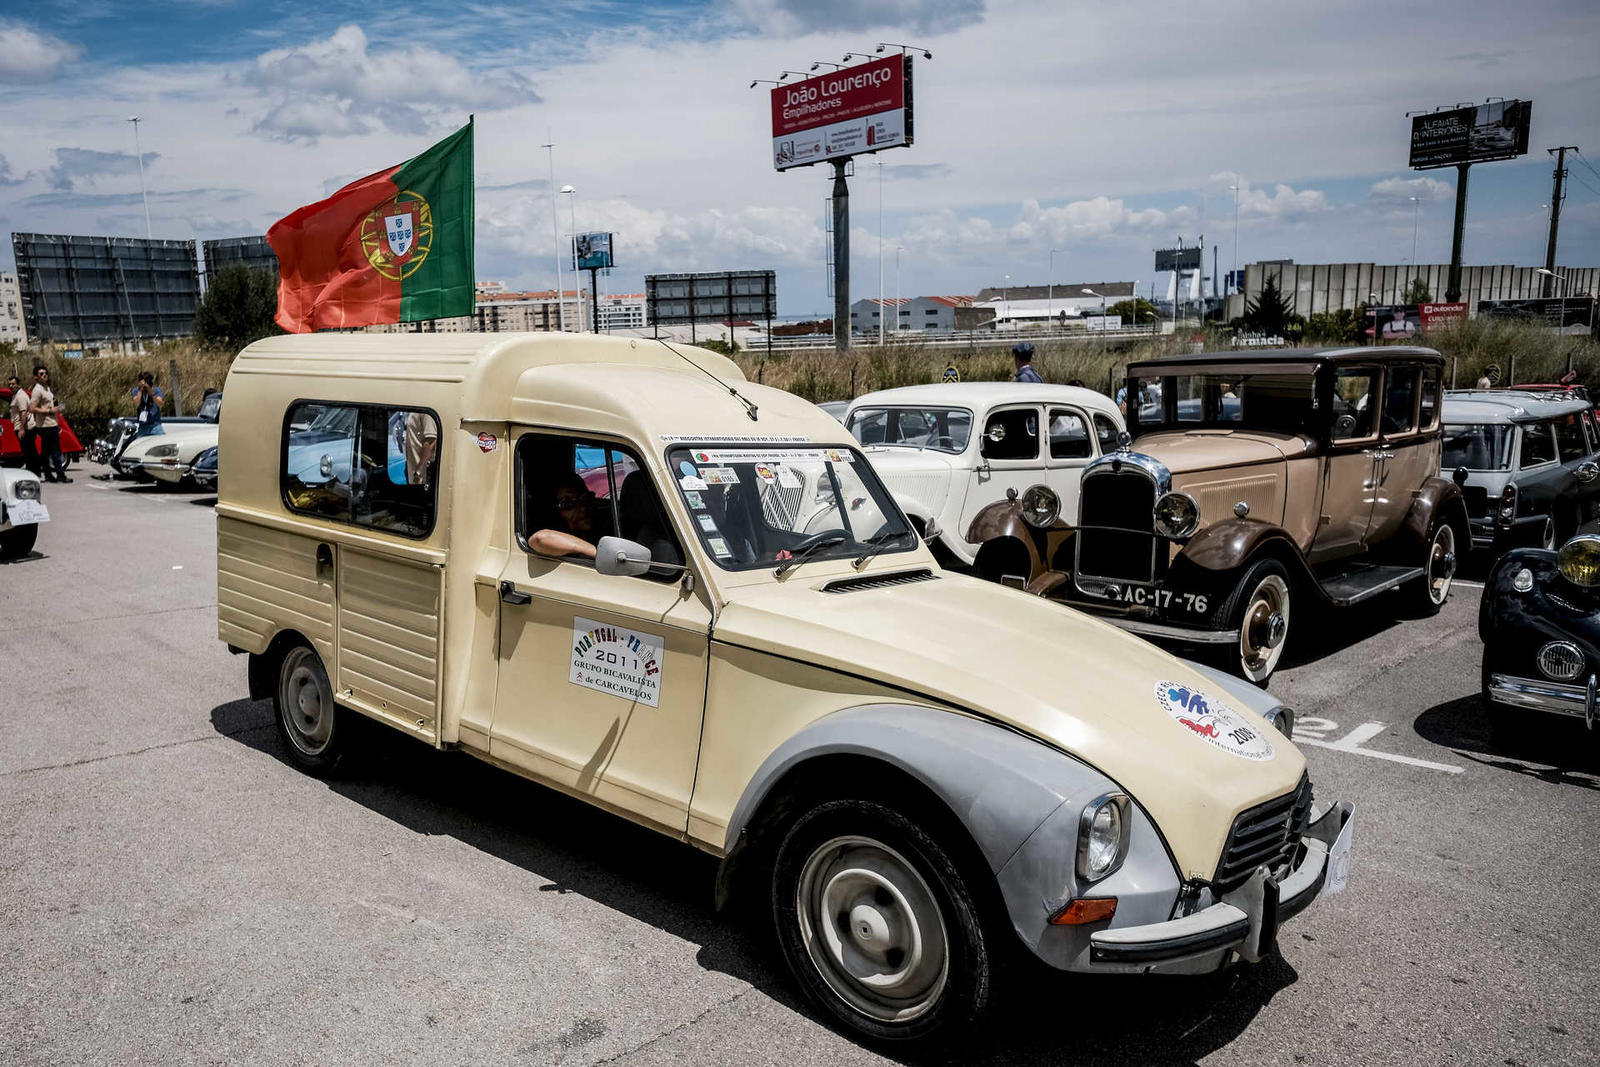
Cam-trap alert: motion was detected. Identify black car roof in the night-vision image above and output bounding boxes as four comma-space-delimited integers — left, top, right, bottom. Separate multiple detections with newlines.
1126, 346, 1444, 373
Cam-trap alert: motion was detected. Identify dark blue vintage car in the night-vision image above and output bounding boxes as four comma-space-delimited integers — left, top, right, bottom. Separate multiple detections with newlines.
1481, 534, 1600, 738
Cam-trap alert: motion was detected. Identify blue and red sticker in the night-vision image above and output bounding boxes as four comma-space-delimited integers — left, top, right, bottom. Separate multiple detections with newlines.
1155, 681, 1276, 761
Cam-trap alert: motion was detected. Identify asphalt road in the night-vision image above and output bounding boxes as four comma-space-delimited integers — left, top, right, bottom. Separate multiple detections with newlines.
3, 477, 1597, 1067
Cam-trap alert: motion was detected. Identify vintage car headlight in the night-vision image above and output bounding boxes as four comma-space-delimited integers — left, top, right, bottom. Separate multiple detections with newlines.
1511, 567, 1534, 592
1557, 534, 1600, 588
146, 442, 179, 459
1076, 792, 1131, 881
1019, 484, 1060, 528
1261, 705, 1295, 739
1152, 491, 1201, 539
13, 479, 41, 500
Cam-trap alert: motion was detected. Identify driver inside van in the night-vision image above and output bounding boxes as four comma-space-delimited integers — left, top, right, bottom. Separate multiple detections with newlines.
530, 474, 615, 559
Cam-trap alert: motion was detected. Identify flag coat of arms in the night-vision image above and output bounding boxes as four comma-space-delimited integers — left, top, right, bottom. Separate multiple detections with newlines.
268, 120, 474, 333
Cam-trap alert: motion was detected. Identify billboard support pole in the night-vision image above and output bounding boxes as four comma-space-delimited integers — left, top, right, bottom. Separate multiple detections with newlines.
831, 159, 850, 352
1446, 163, 1470, 301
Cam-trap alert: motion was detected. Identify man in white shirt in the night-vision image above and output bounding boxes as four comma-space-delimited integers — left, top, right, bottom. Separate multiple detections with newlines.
28, 364, 70, 483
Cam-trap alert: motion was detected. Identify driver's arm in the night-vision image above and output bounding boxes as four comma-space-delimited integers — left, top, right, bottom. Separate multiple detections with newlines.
529, 529, 597, 559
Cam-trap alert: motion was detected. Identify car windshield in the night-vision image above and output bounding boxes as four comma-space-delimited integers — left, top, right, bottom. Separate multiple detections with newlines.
666, 444, 917, 571
1129, 373, 1316, 436
198, 392, 223, 422
846, 406, 972, 454
1441, 423, 1514, 470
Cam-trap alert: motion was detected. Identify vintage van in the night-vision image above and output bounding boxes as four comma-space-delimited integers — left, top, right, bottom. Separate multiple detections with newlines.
217, 334, 1351, 1044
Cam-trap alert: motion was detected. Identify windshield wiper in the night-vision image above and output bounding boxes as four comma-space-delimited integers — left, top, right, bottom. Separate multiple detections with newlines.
774, 532, 848, 578
852, 527, 912, 570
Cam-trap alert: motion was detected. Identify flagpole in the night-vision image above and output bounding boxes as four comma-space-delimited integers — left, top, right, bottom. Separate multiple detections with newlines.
542, 130, 566, 331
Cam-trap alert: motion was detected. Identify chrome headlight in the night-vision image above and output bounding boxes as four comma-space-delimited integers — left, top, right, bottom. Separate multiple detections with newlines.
146, 442, 178, 459
1019, 484, 1060, 528
1152, 490, 1201, 539
1557, 534, 1600, 588
1261, 705, 1295, 739
13, 479, 41, 500
1076, 792, 1131, 882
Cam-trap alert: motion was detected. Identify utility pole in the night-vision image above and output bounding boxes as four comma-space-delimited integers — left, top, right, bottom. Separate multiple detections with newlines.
1544, 146, 1578, 297
542, 135, 565, 331
831, 159, 850, 352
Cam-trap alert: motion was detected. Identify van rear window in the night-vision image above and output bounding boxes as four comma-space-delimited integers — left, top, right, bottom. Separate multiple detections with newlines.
280, 401, 440, 538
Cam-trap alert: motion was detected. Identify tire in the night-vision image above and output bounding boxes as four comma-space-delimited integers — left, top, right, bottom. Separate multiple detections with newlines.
1217, 558, 1292, 686
273, 644, 348, 775
0, 523, 38, 560
770, 798, 994, 1044
1412, 519, 1458, 617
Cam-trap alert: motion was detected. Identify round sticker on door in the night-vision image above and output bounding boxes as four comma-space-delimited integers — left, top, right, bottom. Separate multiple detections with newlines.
1154, 681, 1275, 761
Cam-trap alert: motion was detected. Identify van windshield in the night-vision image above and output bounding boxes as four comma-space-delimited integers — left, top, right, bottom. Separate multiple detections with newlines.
1441, 423, 1513, 471
666, 444, 916, 571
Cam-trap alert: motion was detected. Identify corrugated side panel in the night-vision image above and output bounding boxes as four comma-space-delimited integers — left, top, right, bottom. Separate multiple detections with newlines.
337, 548, 442, 731
1186, 474, 1285, 528
217, 515, 334, 662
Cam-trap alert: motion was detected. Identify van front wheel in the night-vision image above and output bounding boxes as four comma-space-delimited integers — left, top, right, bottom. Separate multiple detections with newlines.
274, 644, 347, 775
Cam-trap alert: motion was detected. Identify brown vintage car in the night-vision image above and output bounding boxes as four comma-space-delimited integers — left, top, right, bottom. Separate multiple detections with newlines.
966, 347, 1469, 683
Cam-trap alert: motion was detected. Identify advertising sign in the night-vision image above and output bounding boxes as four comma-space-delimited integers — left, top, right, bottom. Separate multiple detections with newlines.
574, 232, 614, 271
1084, 315, 1124, 332
1409, 100, 1532, 170
646, 270, 777, 325
1363, 302, 1467, 339
770, 55, 912, 171
1477, 297, 1595, 332
1155, 247, 1203, 273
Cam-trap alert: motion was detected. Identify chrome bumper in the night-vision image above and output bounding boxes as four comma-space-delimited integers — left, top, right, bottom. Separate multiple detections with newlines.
1105, 616, 1238, 645
1488, 672, 1598, 727
139, 459, 193, 480
1090, 801, 1352, 968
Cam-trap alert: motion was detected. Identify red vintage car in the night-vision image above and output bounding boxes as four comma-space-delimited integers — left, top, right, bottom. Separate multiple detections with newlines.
1, 386, 85, 467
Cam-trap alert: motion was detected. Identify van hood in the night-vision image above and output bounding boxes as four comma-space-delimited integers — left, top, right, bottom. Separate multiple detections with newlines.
1134, 430, 1309, 475
715, 571, 1307, 880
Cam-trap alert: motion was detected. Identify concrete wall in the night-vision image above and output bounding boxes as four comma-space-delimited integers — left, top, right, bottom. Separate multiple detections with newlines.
1225, 262, 1600, 320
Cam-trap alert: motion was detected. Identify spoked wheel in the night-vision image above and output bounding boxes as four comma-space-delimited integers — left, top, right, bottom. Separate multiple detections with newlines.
772, 799, 992, 1044
274, 644, 347, 774
1415, 521, 1457, 617
1222, 559, 1292, 686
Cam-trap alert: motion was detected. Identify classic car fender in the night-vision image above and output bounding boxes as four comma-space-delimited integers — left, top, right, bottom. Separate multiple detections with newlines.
1178, 517, 1302, 573
966, 498, 1045, 578
714, 702, 1178, 961
1402, 476, 1470, 548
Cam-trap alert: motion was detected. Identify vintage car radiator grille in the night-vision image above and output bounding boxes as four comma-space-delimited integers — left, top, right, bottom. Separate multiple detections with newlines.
1077, 471, 1158, 583
823, 569, 938, 593
1212, 775, 1313, 891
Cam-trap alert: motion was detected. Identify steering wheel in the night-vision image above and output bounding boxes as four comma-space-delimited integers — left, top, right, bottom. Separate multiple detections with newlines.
790, 528, 849, 553
926, 434, 957, 449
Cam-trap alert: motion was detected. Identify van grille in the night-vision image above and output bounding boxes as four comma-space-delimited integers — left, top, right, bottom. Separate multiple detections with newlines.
1077, 470, 1158, 583
1212, 775, 1312, 891
823, 569, 937, 593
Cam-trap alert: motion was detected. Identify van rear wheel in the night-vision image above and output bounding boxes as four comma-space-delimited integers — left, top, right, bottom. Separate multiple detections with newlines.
274, 644, 348, 775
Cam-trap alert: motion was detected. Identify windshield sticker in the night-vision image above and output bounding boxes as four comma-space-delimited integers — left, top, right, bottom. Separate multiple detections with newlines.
754, 464, 777, 482
684, 490, 705, 509
1154, 681, 1276, 761
701, 467, 740, 485
777, 466, 802, 489
690, 449, 854, 464
571, 617, 663, 708
706, 536, 732, 557
661, 434, 812, 444
679, 475, 708, 491
696, 514, 718, 533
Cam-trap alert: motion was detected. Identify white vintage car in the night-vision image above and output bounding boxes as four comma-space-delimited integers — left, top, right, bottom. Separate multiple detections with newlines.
0, 467, 47, 559
844, 382, 1126, 565
120, 391, 222, 486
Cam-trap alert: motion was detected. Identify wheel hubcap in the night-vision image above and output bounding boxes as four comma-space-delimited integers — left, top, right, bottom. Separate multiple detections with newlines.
1240, 575, 1290, 679
279, 651, 332, 755
1428, 526, 1456, 604
795, 835, 948, 1023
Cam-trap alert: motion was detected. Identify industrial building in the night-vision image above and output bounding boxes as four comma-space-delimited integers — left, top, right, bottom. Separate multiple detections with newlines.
850, 295, 973, 333
596, 293, 647, 331
972, 282, 1136, 328
1228, 260, 1599, 320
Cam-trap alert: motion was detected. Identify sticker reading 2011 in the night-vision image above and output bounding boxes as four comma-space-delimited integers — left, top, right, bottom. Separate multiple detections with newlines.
570, 617, 664, 707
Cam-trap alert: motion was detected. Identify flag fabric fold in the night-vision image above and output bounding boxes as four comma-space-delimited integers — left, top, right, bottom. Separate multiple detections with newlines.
268, 120, 474, 333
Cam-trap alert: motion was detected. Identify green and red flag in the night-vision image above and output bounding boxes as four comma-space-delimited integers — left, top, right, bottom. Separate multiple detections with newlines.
268, 120, 474, 333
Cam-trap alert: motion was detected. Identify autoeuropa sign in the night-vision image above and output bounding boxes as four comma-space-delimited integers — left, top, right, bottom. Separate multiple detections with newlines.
771, 55, 913, 172
1409, 100, 1532, 170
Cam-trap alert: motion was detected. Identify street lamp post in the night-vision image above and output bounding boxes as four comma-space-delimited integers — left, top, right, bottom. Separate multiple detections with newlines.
542, 136, 565, 331
895, 245, 905, 341
1083, 288, 1105, 357
1230, 182, 1240, 297
561, 185, 578, 330
876, 160, 885, 348
1536, 268, 1571, 338
128, 116, 151, 239
1049, 248, 1063, 334
1002, 274, 1011, 330
1409, 196, 1424, 281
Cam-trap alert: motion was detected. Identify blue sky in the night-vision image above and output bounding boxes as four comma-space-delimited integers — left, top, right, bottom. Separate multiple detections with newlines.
2, 0, 1597, 316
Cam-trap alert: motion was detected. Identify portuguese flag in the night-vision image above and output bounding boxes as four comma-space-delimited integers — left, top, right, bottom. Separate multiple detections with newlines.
269, 120, 474, 333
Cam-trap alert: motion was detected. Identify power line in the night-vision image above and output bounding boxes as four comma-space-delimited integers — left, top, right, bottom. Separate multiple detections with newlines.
1571, 148, 1600, 184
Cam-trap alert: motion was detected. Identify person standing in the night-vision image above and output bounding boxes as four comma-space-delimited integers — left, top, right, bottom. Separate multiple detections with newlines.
7, 374, 31, 467
28, 364, 70, 483
131, 371, 165, 441
1011, 342, 1044, 384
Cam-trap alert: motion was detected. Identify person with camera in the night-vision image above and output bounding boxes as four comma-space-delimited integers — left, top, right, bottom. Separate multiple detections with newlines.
131, 371, 165, 441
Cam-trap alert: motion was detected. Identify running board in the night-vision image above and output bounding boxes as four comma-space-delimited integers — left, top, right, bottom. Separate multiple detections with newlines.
1318, 564, 1424, 607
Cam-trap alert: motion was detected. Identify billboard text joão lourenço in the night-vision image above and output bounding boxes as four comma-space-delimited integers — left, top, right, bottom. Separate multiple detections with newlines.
770, 55, 913, 172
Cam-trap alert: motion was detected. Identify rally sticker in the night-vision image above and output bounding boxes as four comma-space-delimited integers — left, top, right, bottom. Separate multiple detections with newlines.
680, 475, 708, 491
701, 467, 739, 485
571, 617, 663, 708
754, 464, 777, 482
1154, 681, 1275, 761
476, 432, 499, 453
660, 434, 812, 444
707, 536, 731, 556
684, 490, 705, 509
697, 514, 718, 532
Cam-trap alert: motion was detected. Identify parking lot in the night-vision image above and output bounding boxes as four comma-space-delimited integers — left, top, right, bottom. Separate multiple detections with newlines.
3, 477, 1598, 1067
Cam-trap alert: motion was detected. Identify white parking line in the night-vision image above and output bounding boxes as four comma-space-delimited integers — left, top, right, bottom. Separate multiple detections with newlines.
1294, 718, 1464, 774
1453, 579, 1484, 589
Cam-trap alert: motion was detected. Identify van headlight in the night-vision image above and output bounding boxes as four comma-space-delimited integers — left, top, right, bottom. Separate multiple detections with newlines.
14, 479, 41, 500
1020, 484, 1060, 528
1152, 491, 1201, 539
1076, 792, 1131, 881
1557, 534, 1600, 588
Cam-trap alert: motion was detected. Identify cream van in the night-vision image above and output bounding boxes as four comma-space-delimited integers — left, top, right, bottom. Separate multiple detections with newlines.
218, 333, 1351, 1044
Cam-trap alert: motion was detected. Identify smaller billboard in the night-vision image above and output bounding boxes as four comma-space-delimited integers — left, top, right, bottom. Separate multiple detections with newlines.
771, 55, 912, 171
1364, 302, 1468, 339
1083, 315, 1124, 332
646, 270, 777, 325
574, 232, 614, 271
1155, 247, 1202, 273
1477, 297, 1595, 332
1409, 99, 1531, 169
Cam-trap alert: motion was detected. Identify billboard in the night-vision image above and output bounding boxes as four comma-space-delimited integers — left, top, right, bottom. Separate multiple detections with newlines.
202, 235, 277, 280
646, 270, 777, 324
1155, 247, 1203, 273
1478, 297, 1595, 331
770, 55, 912, 171
1409, 100, 1532, 169
12, 232, 202, 344
1363, 302, 1468, 339
573, 232, 614, 271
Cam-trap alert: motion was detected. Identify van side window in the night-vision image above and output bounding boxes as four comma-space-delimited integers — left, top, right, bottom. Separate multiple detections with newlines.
516, 435, 682, 581
281, 402, 439, 538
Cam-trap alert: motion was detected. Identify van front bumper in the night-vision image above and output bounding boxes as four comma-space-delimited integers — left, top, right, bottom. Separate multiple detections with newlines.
1089, 800, 1352, 970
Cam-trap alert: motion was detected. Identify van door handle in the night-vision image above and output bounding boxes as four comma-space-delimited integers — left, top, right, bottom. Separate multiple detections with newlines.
499, 581, 532, 606
315, 543, 334, 581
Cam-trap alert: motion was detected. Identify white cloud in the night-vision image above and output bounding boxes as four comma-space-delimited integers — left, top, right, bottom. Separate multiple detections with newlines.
0, 21, 80, 83
1368, 175, 1455, 205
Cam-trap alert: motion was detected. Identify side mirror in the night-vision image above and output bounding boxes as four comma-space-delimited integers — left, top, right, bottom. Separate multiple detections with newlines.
1452, 466, 1469, 487
595, 536, 652, 577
